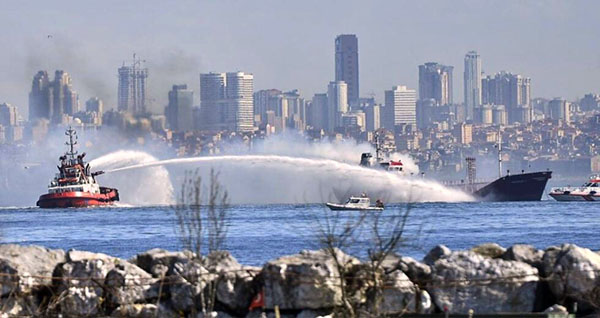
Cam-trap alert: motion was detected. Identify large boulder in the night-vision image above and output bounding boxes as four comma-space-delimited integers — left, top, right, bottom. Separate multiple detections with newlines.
133, 248, 194, 278
380, 270, 420, 314
471, 243, 506, 259
427, 251, 538, 313
53, 256, 117, 317
544, 244, 600, 308
0, 244, 65, 295
168, 260, 212, 313
105, 262, 160, 309
262, 249, 359, 310
206, 251, 260, 314
502, 244, 544, 269
423, 245, 451, 265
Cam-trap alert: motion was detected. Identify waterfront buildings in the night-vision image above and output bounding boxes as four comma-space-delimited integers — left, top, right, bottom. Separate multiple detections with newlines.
418, 62, 453, 106
335, 34, 359, 107
464, 51, 482, 121
117, 55, 148, 115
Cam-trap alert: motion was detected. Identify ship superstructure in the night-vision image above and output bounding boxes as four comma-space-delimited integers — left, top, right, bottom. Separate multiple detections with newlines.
360, 134, 404, 173
36, 127, 119, 208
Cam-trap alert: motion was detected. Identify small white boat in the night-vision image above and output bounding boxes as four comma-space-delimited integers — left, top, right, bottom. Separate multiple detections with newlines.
326, 196, 384, 211
549, 175, 600, 201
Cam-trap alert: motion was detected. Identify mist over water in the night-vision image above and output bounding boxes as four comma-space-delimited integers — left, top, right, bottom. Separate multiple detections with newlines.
94, 154, 472, 205
0, 131, 472, 207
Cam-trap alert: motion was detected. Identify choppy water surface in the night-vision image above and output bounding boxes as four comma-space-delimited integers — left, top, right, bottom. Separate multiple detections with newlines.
0, 201, 597, 266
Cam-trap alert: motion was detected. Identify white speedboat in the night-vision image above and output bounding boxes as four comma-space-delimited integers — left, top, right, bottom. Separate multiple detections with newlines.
549, 175, 600, 201
326, 196, 384, 211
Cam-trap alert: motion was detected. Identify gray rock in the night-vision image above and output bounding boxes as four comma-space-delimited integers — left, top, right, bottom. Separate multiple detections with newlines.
471, 243, 506, 259
0, 295, 41, 317
0, 244, 65, 295
541, 245, 562, 277
168, 260, 213, 312
133, 248, 194, 278
423, 245, 451, 265
53, 258, 115, 317
206, 251, 260, 313
263, 249, 360, 310
380, 270, 418, 314
105, 262, 159, 308
502, 244, 544, 269
111, 303, 178, 318
546, 244, 600, 307
427, 251, 538, 314
396, 256, 432, 284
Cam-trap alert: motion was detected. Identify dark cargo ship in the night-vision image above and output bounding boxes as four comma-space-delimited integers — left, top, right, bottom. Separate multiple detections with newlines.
362, 132, 552, 202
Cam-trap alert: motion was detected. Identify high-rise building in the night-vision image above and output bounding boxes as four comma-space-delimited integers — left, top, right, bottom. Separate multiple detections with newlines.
253, 89, 282, 126
335, 34, 359, 107
165, 84, 194, 132
199, 72, 227, 130
28, 70, 79, 124
364, 104, 380, 132
199, 72, 254, 132
225, 72, 254, 132
383, 85, 417, 129
464, 51, 482, 121
482, 72, 531, 124
580, 94, 600, 111
118, 55, 148, 115
327, 81, 348, 132
548, 98, 570, 122
418, 62, 453, 106
308, 93, 328, 131
0, 103, 18, 127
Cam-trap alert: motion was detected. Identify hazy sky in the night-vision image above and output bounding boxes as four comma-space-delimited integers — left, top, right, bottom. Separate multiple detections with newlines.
1, 1, 599, 116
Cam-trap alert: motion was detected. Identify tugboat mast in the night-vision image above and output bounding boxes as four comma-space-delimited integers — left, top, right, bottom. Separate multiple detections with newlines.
375, 133, 384, 162
65, 127, 78, 160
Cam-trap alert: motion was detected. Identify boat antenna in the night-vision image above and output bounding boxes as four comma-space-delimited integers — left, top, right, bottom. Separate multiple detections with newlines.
65, 126, 78, 160
496, 126, 502, 178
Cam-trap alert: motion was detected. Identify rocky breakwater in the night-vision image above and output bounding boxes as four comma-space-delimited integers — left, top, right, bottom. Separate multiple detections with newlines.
0, 243, 598, 317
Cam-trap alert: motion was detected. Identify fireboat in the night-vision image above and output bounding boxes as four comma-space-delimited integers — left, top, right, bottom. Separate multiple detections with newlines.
36, 127, 119, 208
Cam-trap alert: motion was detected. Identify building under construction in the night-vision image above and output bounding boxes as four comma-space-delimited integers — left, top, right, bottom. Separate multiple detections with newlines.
118, 54, 148, 115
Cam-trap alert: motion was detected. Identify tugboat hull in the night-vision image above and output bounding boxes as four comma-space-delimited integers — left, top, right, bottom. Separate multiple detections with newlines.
36, 188, 119, 208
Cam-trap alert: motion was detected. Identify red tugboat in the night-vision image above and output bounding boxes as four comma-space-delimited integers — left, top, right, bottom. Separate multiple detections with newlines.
36, 127, 119, 208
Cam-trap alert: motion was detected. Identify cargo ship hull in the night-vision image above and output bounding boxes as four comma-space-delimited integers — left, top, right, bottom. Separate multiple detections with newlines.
473, 171, 552, 201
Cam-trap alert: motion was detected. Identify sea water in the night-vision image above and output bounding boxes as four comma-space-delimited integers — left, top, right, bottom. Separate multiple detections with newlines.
0, 201, 595, 266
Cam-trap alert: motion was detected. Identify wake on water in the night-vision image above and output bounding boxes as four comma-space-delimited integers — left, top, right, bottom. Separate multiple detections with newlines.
90, 150, 473, 205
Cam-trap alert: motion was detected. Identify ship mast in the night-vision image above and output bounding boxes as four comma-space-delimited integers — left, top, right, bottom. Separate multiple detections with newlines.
497, 127, 502, 178
65, 126, 78, 160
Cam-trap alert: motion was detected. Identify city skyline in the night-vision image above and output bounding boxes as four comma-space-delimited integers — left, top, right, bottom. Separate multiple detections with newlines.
0, 1, 598, 116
